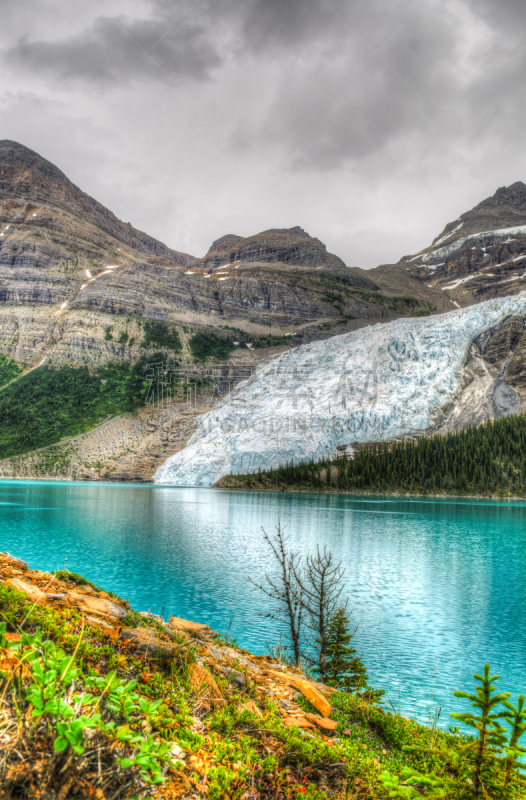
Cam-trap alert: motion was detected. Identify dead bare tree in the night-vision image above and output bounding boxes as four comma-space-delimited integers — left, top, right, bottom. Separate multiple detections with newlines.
294, 546, 345, 683
248, 524, 303, 666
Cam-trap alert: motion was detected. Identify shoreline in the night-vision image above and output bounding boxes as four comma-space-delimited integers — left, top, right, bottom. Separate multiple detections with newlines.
213, 481, 526, 502
0, 473, 525, 501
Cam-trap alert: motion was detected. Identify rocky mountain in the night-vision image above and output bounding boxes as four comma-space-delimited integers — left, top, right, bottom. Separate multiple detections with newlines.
196, 226, 347, 270
0, 140, 447, 370
387, 182, 526, 306
2, 140, 526, 485
154, 294, 526, 487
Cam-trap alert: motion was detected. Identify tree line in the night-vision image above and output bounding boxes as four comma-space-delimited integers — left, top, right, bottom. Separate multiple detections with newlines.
239, 414, 526, 496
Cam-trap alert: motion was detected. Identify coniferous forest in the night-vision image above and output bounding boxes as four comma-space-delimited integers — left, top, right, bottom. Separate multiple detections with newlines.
227, 414, 526, 497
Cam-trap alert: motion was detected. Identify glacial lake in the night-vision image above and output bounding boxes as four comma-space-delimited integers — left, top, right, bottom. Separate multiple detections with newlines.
1, 480, 525, 728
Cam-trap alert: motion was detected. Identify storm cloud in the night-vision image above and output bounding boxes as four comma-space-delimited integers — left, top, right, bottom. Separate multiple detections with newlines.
1, 0, 526, 267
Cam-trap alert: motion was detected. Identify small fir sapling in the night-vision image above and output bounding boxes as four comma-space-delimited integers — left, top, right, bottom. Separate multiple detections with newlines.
451, 663, 510, 798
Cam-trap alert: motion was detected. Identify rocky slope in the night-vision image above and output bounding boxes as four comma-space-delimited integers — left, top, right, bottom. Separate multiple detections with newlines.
387, 182, 526, 306
0, 140, 443, 372
7, 552, 517, 799
0, 399, 209, 483
154, 293, 526, 486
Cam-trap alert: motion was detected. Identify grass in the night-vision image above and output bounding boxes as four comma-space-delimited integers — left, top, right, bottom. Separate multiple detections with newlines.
0, 354, 22, 388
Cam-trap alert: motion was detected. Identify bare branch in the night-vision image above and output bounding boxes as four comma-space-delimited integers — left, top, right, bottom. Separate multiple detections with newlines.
248, 523, 303, 666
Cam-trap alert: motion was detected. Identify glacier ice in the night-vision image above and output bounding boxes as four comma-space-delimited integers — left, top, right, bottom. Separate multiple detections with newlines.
154, 293, 526, 487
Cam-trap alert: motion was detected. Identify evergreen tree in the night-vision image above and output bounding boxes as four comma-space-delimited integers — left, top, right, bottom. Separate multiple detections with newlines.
501, 694, 526, 792
451, 664, 510, 798
324, 608, 379, 699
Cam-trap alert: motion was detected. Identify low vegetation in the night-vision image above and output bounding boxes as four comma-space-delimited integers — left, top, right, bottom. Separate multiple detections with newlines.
1, 553, 525, 799
221, 414, 526, 497
189, 332, 236, 361
0, 355, 165, 459
223, 326, 303, 348
0, 354, 22, 388
141, 321, 183, 352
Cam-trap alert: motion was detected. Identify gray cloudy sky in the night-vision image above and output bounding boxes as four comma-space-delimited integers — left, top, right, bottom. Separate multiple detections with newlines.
1, 0, 525, 266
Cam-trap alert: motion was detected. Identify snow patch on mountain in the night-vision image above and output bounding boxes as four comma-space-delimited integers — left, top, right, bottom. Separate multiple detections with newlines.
154, 293, 526, 487
433, 222, 464, 247
422, 225, 526, 264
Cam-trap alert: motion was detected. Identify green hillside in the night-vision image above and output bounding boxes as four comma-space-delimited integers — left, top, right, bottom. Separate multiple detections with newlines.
0, 356, 165, 460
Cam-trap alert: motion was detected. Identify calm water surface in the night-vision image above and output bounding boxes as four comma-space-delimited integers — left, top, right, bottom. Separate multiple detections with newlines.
1, 480, 525, 727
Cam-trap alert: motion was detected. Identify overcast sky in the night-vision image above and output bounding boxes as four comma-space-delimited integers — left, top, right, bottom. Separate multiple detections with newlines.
1, 0, 525, 267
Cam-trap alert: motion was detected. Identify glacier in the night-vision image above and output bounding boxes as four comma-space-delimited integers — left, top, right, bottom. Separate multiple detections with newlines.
154, 293, 526, 487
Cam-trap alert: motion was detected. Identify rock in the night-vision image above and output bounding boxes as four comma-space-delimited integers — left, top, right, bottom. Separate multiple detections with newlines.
293, 678, 332, 718
85, 615, 115, 631
221, 647, 262, 674
226, 668, 246, 689
188, 663, 223, 701
119, 627, 181, 659
282, 716, 316, 729
67, 590, 127, 620
206, 645, 226, 662
170, 743, 187, 761
4, 578, 47, 604
305, 713, 338, 731
168, 616, 216, 641
237, 700, 263, 718
139, 611, 164, 624
44, 593, 68, 601
2, 553, 28, 571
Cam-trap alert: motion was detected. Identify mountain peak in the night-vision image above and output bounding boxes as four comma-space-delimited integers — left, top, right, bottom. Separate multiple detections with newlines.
207, 234, 245, 254
199, 225, 346, 270
0, 140, 69, 183
474, 181, 526, 210
0, 139, 196, 268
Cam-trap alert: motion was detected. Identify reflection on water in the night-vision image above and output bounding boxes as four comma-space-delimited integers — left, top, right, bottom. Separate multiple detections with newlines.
1, 480, 525, 726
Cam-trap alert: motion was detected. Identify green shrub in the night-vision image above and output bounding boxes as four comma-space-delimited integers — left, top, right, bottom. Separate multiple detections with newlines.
0, 354, 22, 387
141, 321, 182, 351
189, 332, 235, 361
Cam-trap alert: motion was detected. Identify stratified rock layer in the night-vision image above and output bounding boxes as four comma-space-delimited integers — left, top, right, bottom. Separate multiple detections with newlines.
0, 140, 449, 370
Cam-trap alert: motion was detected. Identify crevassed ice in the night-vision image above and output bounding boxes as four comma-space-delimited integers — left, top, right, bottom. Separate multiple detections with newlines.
154, 293, 526, 487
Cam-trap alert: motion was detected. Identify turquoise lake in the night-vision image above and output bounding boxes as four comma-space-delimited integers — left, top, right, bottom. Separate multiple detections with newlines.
1, 480, 525, 728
